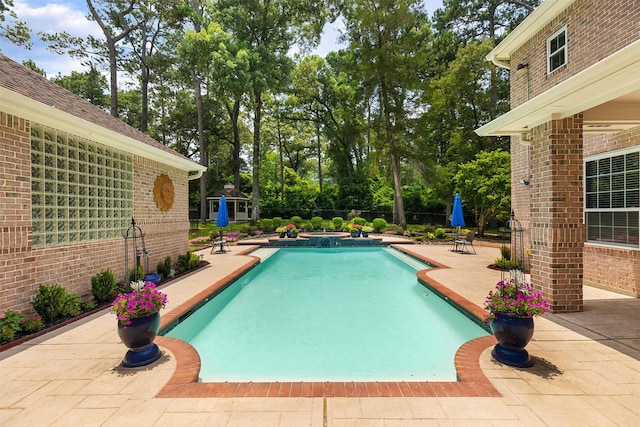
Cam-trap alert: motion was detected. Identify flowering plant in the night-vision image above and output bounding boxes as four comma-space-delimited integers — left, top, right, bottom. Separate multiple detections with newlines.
276, 226, 287, 233
112, 281, 168, 327
286, 223, 296, 230
348, 223, 362, 232
484, 271, 549, 321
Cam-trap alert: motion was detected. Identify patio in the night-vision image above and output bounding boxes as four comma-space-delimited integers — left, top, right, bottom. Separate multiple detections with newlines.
1, 240, 640, 426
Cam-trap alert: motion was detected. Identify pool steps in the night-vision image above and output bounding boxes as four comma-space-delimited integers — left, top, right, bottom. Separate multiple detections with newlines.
383, 248, 432, 270
248, 247, 279, 261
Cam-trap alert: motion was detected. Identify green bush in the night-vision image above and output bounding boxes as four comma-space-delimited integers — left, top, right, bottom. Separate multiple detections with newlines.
353, 217, 367, 226
20, 315, 43, 334
260, 218, 275, 232
310, 216, 324, 230
157, 256, 172, 279
290, 216, 303, 228
91, 269, 117, 304
177, 251, 202, 274
81, 299, 97, 312
129, 265, 144, 283
434, 228, 447, 239
272, 217, 284, 228
501, 246, 511, 260
493, 257, 521, 270
332, 217, 344, 230
371, 218, 387, 232
32, 284, 81, 323
0, 310, 24, 343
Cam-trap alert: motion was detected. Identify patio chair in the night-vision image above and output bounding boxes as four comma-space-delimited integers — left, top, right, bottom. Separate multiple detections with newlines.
210, 230, 230, 254
454, 231, 476, 254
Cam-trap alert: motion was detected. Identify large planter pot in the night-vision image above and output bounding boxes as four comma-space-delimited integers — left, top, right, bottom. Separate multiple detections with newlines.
117, 311, 161, 368
490, 312, 535, 367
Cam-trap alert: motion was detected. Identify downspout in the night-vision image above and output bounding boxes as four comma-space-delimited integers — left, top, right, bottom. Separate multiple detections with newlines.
489, 54, 510, 69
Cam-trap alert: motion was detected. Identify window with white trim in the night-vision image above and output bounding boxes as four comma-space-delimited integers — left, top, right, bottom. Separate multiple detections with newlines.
30, 124, 134, 247
547, 25, 567, 73
585, 150, 640, 247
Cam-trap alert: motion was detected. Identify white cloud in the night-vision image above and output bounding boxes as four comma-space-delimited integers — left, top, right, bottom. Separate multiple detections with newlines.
3, 1, 101, 77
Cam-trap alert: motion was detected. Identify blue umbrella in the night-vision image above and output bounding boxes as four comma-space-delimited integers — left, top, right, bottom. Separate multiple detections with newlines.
451, 193, 465, 228
216, 195, 229, 242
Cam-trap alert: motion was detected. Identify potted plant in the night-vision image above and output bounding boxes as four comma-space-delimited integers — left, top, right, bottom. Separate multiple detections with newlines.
484, 270, 549, 367
361, 225, 373, 237
349, 223, 362, 237
285, 223, 297, 238
276, 226, 287, 238
112, 281, 168, 367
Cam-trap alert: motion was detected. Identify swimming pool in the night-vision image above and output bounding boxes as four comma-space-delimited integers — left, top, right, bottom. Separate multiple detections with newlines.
164, 247, 488, 382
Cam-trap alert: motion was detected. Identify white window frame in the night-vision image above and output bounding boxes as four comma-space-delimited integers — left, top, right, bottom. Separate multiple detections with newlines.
547, 25, 567, 74
584, 147, 640, 249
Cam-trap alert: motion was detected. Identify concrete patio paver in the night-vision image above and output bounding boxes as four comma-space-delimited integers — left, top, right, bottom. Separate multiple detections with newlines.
2, 239, 640, 426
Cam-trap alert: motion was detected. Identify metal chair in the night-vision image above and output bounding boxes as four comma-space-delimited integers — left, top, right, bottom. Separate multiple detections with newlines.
454, 231, 476, 254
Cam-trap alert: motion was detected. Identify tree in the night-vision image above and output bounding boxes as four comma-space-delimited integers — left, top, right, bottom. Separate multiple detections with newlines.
51, 67, 109, 108
216, 0, 332, 223
22, 60, 46, 77
454, 149, 510, 236
0, 0, 31, 49
342, 0, 432, 229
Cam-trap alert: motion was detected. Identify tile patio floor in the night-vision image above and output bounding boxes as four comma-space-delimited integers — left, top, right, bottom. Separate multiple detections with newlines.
1, 239, 640, 426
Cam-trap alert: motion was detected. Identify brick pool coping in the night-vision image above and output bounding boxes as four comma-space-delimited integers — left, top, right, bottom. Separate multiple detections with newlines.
155, 245, 500, 398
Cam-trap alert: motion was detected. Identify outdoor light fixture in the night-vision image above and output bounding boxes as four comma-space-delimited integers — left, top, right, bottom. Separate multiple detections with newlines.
519, 179, 530, 185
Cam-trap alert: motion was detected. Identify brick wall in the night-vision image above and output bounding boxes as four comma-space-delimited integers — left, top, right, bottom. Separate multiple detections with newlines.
528, 116, 585, 312
0, 111, 193, 314
508, 0, 640, 305
511, 0, 640, 109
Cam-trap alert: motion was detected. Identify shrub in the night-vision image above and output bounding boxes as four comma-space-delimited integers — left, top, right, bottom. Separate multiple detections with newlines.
501, 245, 511, 260
32, 284, 81, 323
290, 216, 303, 228
91, 269, 117, 304
129, 265, 144, 283
434, 228, 447, 239
20, 315, 43, 334
259, 218, 274, 232
81, 299, 97, 312
310, 216, 324, 230
157, 256, 172, 279
0, 310, 24, 343
353, 217, 367, 226
371, 218, 387, 232
493, 257, 521, 270
332, 217, 344, 230
272, 217, 284, 228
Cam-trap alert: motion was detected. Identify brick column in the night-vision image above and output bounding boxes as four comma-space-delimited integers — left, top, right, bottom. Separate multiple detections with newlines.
529, 114, 584, 312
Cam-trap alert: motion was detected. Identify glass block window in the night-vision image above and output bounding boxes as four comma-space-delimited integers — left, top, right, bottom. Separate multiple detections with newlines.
30, 124, 133, 247
547, 25, 567, 74
585, 150, 640, 248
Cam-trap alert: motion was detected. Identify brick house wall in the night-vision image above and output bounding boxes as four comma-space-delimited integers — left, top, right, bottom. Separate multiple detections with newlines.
0, 113, 193, 314
507, 0, 640, 300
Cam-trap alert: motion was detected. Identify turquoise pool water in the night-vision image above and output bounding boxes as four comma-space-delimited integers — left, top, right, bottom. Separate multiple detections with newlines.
164, 247, 487, 382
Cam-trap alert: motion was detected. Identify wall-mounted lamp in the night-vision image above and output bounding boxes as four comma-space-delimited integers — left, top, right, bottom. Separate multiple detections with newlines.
514, 63, 529, 77
519, 179, 530, 185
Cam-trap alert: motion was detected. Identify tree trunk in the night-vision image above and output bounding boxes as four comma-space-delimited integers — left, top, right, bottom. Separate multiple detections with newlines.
251, 90, 262, 224
192, 70, 208, 224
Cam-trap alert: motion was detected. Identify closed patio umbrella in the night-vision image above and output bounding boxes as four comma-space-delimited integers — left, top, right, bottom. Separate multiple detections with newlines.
215, 195, 229, 253
451, 193, 465, 228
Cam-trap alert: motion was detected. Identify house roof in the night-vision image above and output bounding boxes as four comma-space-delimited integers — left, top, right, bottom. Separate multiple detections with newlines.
208, 184, 249, 200
0, 54, 206, 179
477, 0, 640, 136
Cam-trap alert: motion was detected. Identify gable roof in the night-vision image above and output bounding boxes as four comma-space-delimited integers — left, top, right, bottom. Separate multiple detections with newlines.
0, 54, 206, 178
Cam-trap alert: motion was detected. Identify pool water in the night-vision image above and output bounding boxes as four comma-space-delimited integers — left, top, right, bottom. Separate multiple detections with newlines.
164, 247, 487, 382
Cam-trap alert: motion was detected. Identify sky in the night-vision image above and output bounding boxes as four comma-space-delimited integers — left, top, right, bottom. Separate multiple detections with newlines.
1, 0, 444, 78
